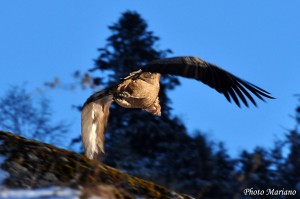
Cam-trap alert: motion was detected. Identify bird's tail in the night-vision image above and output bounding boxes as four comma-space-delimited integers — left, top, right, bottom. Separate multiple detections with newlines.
81, 91, 113, 161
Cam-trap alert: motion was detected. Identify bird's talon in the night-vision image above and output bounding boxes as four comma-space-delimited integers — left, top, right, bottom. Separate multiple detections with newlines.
119, 91, 130, 97
114, 91, 130, 99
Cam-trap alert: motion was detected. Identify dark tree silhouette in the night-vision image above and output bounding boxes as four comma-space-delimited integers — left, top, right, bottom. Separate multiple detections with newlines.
91, 11, 184, 165
234, 113, 300, 198
41, 10, 300, 198
279, 99, 300, 192
81, 11, 238, 197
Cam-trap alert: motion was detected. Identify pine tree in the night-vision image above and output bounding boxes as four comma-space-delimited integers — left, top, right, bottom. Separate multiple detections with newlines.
208, 142, 236, 198
85, 11, 236, 197
235, 147, 281, 199
90, 8, 192, 179
280, 100, 300, 191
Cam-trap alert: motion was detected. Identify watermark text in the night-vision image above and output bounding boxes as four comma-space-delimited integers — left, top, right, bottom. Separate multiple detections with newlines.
244, 188, 296, 196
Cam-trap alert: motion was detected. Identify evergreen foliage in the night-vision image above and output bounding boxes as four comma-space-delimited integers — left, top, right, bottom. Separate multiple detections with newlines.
1, 9, 300, 198
76, 11, 300, 198
87, 11, 237, 197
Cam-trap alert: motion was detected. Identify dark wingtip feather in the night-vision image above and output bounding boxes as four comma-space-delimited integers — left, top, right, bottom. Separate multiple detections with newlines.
231, 84, 249, 107
227, 87, 241, 107
223, 91, 232, 103
143, 56, 275, 108
234, 77, 275, 107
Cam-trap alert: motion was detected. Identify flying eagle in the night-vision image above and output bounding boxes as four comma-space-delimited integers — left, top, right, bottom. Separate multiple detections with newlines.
81, 56, 273, 160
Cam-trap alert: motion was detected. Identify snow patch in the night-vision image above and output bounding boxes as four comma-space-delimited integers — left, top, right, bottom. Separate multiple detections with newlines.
0, 187, 81, 199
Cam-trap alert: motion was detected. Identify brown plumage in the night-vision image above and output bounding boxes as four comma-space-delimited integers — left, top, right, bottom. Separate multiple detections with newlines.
81, 56, 274, 160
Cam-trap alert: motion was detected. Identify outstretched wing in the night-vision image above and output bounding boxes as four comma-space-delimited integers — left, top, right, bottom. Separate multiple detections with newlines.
81, 89, 113, 160
143, 56, 274, 107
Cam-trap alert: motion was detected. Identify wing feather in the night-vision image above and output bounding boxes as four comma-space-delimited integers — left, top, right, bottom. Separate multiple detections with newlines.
81, 89, 113, 160
143, 56, 274, 107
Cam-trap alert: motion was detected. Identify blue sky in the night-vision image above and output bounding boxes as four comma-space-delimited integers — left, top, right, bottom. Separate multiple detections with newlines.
1, 1, 299, 156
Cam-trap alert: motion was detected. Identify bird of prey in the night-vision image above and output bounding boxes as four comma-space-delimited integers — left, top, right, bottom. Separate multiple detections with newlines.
81, 56, 273, 160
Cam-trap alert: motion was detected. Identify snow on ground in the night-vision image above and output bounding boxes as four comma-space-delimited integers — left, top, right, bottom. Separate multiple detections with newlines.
0, 187, 81, 199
